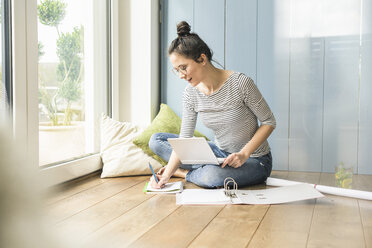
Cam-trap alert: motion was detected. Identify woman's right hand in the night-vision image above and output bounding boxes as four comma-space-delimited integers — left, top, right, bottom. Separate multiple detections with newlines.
150, 169, 169, 189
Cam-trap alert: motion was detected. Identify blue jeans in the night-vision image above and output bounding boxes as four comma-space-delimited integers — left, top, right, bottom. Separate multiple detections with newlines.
149, 133, 272, 189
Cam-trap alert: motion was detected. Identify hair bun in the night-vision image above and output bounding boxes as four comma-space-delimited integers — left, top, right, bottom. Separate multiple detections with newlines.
177, 21, 191, 37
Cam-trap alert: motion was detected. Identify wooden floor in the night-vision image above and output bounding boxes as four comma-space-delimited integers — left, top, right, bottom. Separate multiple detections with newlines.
44, 171, 372, 248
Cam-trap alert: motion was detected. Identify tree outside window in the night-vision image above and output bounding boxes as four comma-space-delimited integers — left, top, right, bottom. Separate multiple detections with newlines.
38, 0, 84, 126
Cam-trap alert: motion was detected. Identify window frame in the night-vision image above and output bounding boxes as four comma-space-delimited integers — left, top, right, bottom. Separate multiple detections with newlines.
2, 0, 13, 111
12, 0, 117, 187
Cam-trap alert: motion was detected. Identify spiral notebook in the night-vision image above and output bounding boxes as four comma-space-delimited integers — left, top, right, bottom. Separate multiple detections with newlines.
143, 181, 184, 194
176, 177, 324, 205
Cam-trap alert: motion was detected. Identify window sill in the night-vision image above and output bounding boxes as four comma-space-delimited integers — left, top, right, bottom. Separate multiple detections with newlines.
40, 153, 102, 187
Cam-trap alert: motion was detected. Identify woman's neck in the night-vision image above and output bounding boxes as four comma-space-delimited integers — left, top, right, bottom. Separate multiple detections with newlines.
198, 63, 231, 95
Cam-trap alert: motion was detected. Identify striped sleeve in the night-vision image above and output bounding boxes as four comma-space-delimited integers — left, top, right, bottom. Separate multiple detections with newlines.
179, 87, 197, 138
238, 74, 276, 129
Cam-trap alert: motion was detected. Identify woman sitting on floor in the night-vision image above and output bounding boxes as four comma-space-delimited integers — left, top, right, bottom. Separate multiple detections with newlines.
149, 21, 276, 189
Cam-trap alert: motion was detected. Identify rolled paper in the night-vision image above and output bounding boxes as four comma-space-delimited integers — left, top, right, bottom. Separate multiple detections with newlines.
266, 177, 372, 201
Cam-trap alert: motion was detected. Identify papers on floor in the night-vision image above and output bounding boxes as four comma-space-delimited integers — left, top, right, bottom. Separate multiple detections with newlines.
176, 189, 232, 205
266, 177, 372, 201
176, 183, 324, 205
143, 181, 184, 194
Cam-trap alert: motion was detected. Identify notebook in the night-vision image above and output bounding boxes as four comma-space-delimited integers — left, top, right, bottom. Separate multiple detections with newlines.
167, 137, 225, 165
143, 181, 184, 194
176, 177, 324, 205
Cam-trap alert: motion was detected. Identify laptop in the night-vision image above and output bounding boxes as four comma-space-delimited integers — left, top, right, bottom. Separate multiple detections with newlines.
167, 137, 225, 165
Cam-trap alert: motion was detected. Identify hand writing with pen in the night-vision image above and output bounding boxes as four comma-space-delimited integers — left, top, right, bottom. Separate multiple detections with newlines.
149, 163, 168, 189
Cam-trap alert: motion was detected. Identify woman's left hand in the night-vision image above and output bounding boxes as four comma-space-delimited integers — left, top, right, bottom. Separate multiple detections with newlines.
221, 152, 248, 168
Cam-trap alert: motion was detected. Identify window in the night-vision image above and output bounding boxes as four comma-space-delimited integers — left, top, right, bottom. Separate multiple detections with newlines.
0, 0, 12, 125
37, 0, 110, 166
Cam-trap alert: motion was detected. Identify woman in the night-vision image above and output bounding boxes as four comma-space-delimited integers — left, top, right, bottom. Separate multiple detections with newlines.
149, 21, 276, 189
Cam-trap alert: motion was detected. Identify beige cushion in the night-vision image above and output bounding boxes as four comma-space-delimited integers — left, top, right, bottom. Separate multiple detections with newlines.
100, 114, 162, 178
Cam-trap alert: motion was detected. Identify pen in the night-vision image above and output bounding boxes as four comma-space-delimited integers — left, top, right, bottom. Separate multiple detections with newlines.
148, 163, 159, 183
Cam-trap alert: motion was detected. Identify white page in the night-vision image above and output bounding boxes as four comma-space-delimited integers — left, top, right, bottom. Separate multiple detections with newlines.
236, 184, 324, 204
177, 184, 324, 205
266, 177, 372, 201
145, 181, 183, 194
176, 189, 231, 205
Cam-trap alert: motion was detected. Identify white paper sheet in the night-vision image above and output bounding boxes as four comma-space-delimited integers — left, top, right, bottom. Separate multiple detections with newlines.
176, 184, 324, 205
176, 189, 231, 204
145, 181, 183, 194
266, 177, 372, 201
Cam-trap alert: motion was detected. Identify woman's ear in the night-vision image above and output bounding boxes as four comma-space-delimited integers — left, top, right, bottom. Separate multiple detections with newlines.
198, 54, 207, 65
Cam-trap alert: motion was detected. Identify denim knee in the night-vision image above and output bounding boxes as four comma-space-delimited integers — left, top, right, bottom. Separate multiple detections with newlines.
148, 132, 177, 162
148, 133, 162, 155
186, 165, 225, 188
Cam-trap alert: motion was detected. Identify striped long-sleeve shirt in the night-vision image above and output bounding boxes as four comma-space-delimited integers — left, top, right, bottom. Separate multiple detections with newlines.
179, 72, 276, 157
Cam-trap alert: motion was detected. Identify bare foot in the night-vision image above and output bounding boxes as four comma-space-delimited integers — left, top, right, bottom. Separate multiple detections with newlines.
157, 166, 188, 179
172, 168, 188, 178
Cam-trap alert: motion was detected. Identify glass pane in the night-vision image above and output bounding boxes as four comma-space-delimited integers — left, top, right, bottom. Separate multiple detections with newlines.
38, 0, 108, 166
0, 0, 9, 125
0, 1, 4, 119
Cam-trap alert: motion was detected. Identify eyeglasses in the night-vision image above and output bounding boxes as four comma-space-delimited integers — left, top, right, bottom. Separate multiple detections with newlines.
172, 64, 188, 76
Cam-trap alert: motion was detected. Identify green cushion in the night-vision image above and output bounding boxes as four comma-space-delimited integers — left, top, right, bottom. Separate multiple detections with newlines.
133, 103, 208, 166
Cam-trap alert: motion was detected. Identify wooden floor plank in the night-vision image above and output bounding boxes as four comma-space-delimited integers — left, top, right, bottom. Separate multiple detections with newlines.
307, 195, 365, 248
319, 172, 372, 247
354, 174, 372, 191
188, 204, 269, 248
306, 173, 366, 247
287, 171, 321, 184
359, 199, 372, 248
319, 172, 337, 187
45, 172, 107, 205
128, 205, 224, 248
269, 170, 289, 180
247, 172, 320, 248
47, 176, 148, 223
356, 173, 372, 248
44, 171, 372, 248
55, 182, 155, 237
247, 199, 316, 248
87, 194, 180, 248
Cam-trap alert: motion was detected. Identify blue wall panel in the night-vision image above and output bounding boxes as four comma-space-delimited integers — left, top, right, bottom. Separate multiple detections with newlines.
192, 0, 225, 139
322, 36, 360, 172
161, 0, 371, 174
358, 0, 372, 174
161, 0, 193, 126
225, 0, 257, 81
194, 0, 225, 69
289, 38, 324, 172
288, 0, 324, 172
257, 0, 291, 171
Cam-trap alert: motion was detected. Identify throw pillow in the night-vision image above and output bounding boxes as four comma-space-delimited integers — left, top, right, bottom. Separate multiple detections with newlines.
132, 103, 208, 166
100, 114, 162, 178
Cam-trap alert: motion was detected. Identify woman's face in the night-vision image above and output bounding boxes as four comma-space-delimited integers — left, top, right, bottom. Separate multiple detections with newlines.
169, 53, 204, 87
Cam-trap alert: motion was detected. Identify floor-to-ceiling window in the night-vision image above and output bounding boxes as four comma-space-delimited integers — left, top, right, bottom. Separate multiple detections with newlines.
8, 0, 113, 185
37, 0, 110, 167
